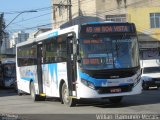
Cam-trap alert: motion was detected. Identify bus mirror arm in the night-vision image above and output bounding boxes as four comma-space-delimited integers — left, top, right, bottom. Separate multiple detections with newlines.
77, 59, 81, 63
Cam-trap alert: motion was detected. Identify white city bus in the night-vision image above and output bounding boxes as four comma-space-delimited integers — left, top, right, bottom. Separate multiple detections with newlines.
16, 22, 142, 106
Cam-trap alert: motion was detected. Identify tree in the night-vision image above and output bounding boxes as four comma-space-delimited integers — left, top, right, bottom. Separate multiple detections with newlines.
0, 13, 5, 48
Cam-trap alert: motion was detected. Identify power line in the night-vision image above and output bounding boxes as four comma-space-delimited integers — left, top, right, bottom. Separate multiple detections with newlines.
5, 0, 93, 24
7, 0, 160, 32
11, 12, 51, 25
3, 0, 103, 28
1, 6, 52, 15
10, 20, 64, 32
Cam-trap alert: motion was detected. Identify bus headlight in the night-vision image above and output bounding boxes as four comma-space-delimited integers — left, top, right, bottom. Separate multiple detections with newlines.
81, 79, 95, 89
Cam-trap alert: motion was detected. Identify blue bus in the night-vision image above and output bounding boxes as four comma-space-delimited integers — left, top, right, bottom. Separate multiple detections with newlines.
3, 61, 16, 88
0, 62, 3, 87
16, 22, 142, 106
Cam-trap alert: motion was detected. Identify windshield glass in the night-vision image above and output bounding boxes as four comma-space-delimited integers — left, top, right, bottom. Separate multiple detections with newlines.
143, 67, 160, 74
3, 64, 16, 77
79, 34, 139, 70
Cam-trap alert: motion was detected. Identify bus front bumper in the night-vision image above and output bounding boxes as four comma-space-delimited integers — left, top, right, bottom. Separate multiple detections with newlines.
77, 80, 142, 99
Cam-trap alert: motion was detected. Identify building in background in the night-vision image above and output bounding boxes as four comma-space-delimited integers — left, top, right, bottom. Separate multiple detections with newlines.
10, 31, 29, 48
26, 28, 51, 42
52, 0, 160, 49
34, 28, 51, 37
52, 0, 102, 29
0, 32, 10, 54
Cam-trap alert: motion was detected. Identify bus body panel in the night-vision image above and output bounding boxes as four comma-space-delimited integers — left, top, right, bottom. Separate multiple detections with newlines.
17, 65, 38, 94
42, 62, 68, 97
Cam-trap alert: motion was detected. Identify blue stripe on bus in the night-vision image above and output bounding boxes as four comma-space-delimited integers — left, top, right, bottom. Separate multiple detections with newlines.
79, 71, 107, 86
48, 31, 58, 38
48, 63, 58, 88
48, 63, 58, 80
21, 77, 34, 81
79, 71, 133, 87
119, 83, 131, 86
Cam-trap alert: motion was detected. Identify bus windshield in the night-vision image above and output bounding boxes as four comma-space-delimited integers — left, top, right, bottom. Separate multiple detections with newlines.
79, 34, 139, 70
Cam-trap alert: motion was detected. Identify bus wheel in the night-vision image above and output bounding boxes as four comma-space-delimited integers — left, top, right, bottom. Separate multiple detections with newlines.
30, 82, 40, 101
109, 96, 123, 104
61, 82, 76, 107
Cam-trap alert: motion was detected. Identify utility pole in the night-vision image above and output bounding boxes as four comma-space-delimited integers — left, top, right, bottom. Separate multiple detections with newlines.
78, 0, 82, 24
68, 0, 72, 22
53, 0, 72, 25
78, 0, 81, 16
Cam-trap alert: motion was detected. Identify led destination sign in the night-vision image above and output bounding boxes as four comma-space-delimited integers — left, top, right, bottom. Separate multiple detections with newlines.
81, 24, 134, 34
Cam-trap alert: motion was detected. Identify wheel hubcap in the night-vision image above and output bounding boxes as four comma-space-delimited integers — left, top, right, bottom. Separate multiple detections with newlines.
63, 86, 69, 103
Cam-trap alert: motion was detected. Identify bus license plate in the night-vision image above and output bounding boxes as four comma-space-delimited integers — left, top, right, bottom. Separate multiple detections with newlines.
110, 88, 121, 93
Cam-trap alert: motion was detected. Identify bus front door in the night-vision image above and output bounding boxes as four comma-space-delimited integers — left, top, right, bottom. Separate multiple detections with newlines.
66, 34, 77, 96
37, 43, 43, 95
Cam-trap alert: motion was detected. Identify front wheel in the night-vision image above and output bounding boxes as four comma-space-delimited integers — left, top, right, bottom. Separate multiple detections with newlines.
109, 96, 123, 104
61, 82, 76, 107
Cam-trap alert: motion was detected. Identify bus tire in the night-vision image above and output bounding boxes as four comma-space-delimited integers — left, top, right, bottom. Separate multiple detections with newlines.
61, 82, 76, 107
30, 82, 40, 101
109, 96, 123, 104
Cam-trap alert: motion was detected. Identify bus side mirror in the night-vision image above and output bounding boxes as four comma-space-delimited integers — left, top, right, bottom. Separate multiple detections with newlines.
77, 57, 81, 63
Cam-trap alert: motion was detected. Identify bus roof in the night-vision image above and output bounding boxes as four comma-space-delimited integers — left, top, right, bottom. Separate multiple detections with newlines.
81, 21, 133, 25
16, 25, 79, 47
16, 21, 135, 47
36, 25, 79, 42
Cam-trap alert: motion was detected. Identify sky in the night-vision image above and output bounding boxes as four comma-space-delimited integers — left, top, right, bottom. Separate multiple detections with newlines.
0, 0, 52, 33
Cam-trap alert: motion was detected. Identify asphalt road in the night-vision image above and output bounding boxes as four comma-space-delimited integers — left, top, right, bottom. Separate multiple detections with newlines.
0, 88, 160, 120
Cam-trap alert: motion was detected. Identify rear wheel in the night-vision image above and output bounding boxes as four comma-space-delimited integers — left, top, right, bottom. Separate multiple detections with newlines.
109, 96, 123, 104
61, 82, 76, 107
